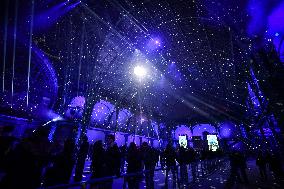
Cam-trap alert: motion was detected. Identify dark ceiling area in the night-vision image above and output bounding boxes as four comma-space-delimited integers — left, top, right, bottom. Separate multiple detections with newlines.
0, 0, 283, 129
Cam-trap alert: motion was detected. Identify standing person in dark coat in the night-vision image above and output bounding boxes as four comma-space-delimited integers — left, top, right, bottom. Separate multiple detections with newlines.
178, 146, 188, 187
153, 148, 160, 167
74, 135, 89, 182
90, 140, 107, 189
164, 143, 178, 189
104, 134, 121, 188
141, 142, 156, 189
226, 150, 248, 187
226, 150, 241, 188
120, 145, 127, 174
126, 142, 142, 189
44, 137, 76, 186
187, 147, 197, 182
0, 135, 43, 189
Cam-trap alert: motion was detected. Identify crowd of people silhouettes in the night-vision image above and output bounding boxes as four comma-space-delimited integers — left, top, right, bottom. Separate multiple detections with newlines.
0, 126, 283, 189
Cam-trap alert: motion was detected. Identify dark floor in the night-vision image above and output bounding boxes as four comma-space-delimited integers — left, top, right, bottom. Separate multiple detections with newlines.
69, 159, 284, 189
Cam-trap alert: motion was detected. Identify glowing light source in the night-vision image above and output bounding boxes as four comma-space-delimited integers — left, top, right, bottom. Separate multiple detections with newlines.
42, 116, 63, 126
52, 116, 63, 122
207, 135, 219, 151
134, 66, 147, 78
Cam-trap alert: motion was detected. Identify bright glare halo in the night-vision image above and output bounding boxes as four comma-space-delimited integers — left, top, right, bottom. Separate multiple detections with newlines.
134, 66, 147, 77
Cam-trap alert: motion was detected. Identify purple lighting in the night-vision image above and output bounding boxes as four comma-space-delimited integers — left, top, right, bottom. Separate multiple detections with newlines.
115, 132, 125, 147
87, 130, 105, 143
65, 96, 85, 119
91, 100, 115, 125
34, 1, 81, 31
246, 0, 267, 37
192, 124, 216, 137
127, 135, 141, 146
268, 1, 284, 35
167, 62, 182, 83
246, 0, 284, 53
146, 37, 162, 51
1, 1, 283, 178
219, 121, 237, 139
174, 125, 192, 140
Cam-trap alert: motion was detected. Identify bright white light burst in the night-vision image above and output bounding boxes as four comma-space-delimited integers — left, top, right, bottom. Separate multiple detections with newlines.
134, 66, 147, 77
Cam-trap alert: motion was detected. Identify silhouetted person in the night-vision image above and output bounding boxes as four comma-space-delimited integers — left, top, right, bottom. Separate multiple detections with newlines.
74, 135, 89, 182
88, 142, 94, 160
153, 148, 160, 167
120, 145, 127, 173
164, 143, 178, 189
30, 127, 53, 186
0, 136, 42, 189
105, 134, 121, 188
90, 140, 107, 189
226, 150, 248, 188
226, 151, 241, 188
126, 142, 142, 189
200, 149, 209, 175
256, 151, 268, 180
141, 142, 156, 189
44, 137, 75, 186
177, 146, 188, 187
187, 147, 197, 182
